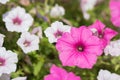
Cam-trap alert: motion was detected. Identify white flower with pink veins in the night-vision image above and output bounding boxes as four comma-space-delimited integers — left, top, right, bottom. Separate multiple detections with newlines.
44, 21, 71, 43
97, 69, 120, 80
0, 0, 9, 4
3, 6, 33, 32
17, 32, 40, 54
0, 47, 18, 76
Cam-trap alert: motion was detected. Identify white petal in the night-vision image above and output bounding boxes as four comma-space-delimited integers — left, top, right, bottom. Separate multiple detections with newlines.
12, 77, 27, 80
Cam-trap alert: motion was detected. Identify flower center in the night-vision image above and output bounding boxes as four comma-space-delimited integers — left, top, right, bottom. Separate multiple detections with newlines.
0, 58, 5, 66
54, 30, 63, 38
23, 40, 31, 47
77, 46, 84, 52
13, 17, 22, 25
98, 34, 103, 38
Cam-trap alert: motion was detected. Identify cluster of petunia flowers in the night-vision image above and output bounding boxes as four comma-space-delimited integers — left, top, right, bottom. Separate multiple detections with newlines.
45, 20, 118, 68
0, 0, 120, 80
0, 5, 41, 80
44, 65, 120, 80
44, 19, 120, 80
43, 0, 120, 79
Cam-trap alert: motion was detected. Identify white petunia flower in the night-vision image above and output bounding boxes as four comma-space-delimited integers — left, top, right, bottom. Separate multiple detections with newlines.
50, 4, 65, 18
0, 34, 5, 47
12, 77, 27, 80
0, 47, 18, 76
97, 69, 120, 80
80, 0, 97, 20
0, 74, 10, 80
0, 74, 26, 80
17, 32, 39, 53
104, 40, 120, 56
44, 21, 71, 43
31, 27, 42, 39
0, 0, 9, 4
3, 6, 33, 32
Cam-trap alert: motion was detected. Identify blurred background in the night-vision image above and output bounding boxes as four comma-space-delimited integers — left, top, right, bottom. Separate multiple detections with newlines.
0, 0, 120, 80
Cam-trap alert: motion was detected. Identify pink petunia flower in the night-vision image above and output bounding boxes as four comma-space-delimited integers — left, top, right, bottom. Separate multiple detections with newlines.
56, 26, 103, 69
44, 65, 81, 80
3, 6, 33, 32
88, 20, 118, 48
109, 0, 120, 27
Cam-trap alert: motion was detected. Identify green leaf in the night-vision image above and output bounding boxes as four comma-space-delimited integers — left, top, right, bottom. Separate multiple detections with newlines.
33, 58, 44, 76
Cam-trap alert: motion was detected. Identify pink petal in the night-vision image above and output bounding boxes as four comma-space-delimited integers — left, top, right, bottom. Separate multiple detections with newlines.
76, 52, 97, 69
71, 26, 93, 43
89, 20, 105, 32
111, 17, 120, 27
59, 50, 77, 66
85, 36, 103, 55
50, 65, 67, 77
84, 35, 100, 46
110, 0, 120, 27
56, 33, 75, 52
44, 65, 81, 80
66, 72, 81, 80
44, 75, 60, 80
70, 27, 82, 43
85, 46, 103, 56
99, 39, 108, 48
104, 28, 118, 42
